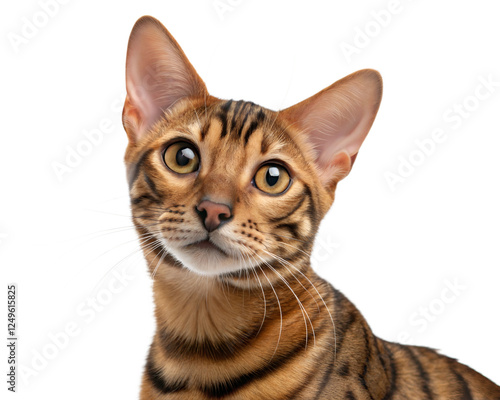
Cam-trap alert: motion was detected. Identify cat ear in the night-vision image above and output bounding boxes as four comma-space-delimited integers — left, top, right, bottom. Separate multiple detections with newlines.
123, 16, 207, 142
281, 69, 382, 185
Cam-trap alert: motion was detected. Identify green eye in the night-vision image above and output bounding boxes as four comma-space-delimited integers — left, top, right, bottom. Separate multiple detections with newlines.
163, 142, 200, 174
254, 164, 291, 194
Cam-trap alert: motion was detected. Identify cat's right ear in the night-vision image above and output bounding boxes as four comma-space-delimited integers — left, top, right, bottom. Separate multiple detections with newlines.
281, 69, 382, 187
123, 16, 207, 143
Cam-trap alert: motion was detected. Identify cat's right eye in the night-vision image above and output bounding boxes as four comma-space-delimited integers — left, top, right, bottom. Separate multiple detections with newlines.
253, 163, 291, 195
163, 142, 200, 174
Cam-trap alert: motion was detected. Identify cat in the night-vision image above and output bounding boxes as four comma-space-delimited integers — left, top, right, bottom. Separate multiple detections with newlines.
122, 15, 500, 400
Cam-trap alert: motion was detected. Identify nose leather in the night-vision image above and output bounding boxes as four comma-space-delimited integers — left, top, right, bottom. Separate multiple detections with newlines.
196, 200, 232, 232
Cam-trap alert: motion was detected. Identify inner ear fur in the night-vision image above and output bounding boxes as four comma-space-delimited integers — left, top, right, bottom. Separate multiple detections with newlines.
281, 69, 382, 185
123, 16, 207, 142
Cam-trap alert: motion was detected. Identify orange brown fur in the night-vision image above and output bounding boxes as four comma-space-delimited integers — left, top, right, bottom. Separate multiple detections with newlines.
122, 16, 500, 400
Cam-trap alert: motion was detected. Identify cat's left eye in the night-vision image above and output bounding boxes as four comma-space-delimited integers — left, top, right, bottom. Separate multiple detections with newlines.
163, 142, 200, 174
254, 164, 291, 195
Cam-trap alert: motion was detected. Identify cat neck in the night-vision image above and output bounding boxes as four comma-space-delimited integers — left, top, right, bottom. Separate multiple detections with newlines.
150, 255, 326, 352
146, 255, 393, 400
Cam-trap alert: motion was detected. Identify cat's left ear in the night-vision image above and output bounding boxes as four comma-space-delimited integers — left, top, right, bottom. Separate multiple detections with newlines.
123, 16, 207, 142
281, 69, 382, 186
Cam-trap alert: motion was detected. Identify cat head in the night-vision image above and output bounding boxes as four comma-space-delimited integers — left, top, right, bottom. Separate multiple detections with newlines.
123, 16, 382, 278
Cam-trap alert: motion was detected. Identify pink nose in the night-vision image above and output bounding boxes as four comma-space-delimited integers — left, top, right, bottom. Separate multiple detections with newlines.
196, 200, 232, 232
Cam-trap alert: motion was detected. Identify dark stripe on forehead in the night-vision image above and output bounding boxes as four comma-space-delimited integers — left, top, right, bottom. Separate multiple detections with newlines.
218, 100, 233, 138
231, 100, 245, 129
221, 99, 233, 112
201, 118, 211, 141
261, 132, 272, 154
128, 149, 153, 189
236, 102, 255, 138
244, 109, 265, 145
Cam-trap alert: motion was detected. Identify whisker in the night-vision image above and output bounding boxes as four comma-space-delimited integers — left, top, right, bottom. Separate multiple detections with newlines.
277, 240, 312, 257
240, 251, 267, 336
89, 227, 163, 282
258, 254, 315, 349
77, 220, 163, 246
245, 247, 314, 351
84, 230, 161, 276
264, 248, 337, 364
151, 243, 169, 280
83, 206, 164, 223
269, 232, 308, 244
261, 249, 320, 311
254, 262, 282, 359
90, 234, 163, 294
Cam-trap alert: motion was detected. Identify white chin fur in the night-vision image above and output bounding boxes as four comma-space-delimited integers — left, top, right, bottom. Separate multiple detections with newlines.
165, 242, 249, 276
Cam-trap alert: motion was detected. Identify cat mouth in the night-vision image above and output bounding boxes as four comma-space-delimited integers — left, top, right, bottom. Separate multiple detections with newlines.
185, 239, 230, 257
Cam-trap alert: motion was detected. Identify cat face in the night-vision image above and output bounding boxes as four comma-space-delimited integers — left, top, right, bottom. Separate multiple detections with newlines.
126, 98, 326, 276
123, 16, 382, 278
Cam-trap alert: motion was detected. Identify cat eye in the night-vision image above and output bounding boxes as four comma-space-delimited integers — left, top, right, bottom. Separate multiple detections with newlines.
163, 142, 200, 174
254, 164, 291, 195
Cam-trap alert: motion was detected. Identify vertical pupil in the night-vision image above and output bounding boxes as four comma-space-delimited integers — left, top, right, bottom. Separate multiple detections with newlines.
176, 147, 194, 166
266, 166, 280, 186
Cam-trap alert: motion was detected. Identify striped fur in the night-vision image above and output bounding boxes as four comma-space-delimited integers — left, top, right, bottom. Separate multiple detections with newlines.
123, 16, 500, 400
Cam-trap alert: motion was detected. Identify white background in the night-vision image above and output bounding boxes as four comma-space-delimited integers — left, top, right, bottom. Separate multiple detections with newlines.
1, 0, 500, 398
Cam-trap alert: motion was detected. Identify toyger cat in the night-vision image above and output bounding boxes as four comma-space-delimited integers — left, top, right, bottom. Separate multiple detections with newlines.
122, 15, 500, 400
